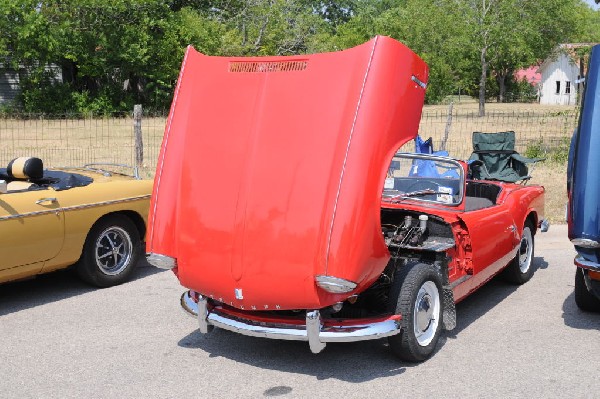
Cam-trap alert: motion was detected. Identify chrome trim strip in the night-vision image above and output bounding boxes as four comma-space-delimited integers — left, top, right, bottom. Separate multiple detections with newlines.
180, 291, 401, 351
450, 275, 472, 289
574, 255, 600, 272
0, 209, 59, 221
411, 75, 428, 89
0, 195, 151, 222
325, 36, 379, 274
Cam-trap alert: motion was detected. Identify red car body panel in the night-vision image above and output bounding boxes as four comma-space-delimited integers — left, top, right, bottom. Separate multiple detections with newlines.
147, 37, 547, 359
383, 181, 545, 303
148, 36, 428, 310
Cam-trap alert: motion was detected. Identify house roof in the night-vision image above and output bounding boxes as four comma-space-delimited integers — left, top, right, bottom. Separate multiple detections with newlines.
537, 43, 598, 74
515, 66, 541, 85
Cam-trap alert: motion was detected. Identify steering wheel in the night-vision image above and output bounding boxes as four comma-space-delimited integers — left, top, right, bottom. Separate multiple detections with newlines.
403, 179, 441, 193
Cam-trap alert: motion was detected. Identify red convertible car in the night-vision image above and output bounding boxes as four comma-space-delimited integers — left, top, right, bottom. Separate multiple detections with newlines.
147, 37, 546, 361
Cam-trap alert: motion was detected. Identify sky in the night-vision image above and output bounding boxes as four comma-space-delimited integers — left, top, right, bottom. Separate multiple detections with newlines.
584, 0, 600, 10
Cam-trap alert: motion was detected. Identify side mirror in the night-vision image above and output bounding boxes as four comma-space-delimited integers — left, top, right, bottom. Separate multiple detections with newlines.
0, 180, 7, 194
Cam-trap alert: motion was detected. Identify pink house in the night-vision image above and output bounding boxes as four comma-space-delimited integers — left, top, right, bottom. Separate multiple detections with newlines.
514, 66, 541, 85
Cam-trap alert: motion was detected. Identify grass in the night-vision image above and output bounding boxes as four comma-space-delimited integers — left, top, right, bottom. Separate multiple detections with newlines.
528, 163, 567, 224
0, 101, 575, 222
413, 102, 573, 224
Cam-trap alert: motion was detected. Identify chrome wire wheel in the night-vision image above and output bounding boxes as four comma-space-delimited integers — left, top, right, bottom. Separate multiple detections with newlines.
95, 226, 133, 275
518, 227, 533, 273
413, 281, 441, 347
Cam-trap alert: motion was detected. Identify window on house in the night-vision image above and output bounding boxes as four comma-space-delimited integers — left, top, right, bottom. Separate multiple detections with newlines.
565, 81, 571, 94
555, 81, 561, 94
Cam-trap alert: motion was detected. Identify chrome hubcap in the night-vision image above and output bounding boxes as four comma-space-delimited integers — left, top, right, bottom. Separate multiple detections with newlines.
95, 226, 132, 275
413, 281, 440, 346
519, 227, 533, 273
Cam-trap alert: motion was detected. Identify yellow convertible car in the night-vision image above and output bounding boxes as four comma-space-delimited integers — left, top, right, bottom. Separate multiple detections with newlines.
0, 157, 152, 287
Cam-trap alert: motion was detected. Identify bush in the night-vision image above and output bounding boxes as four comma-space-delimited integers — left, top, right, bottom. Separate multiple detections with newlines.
525, 136, 572, 164
18, 80, 77, 114
525, 138, 545, 159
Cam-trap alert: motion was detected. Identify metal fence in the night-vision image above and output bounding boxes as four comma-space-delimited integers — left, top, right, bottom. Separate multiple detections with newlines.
406, 107, 577, 160
0, 111, 166, 178
0, 106, 578, 177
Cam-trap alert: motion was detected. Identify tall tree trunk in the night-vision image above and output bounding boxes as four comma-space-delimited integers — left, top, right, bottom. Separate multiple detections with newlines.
497, 72, 506, 103
479, 46, 488, 117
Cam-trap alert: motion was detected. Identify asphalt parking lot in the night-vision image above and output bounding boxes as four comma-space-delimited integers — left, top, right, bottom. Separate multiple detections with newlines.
0, 224, 598, 399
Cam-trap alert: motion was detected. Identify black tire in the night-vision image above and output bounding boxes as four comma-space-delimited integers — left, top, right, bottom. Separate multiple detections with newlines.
502, 221, 535, 284
387, 262, 443, 362
75, 214, 141, 287
574, 267, 600, 312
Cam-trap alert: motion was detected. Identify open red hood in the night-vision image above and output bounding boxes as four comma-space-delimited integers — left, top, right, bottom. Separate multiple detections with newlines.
148, 36, 428, 309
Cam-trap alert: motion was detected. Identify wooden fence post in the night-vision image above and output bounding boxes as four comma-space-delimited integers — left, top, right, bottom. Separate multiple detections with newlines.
440, 101, 453, 152
133, 104, 143, 171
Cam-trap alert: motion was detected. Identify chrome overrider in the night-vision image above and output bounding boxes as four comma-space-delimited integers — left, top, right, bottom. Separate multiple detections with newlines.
575, 255, 600, 297
181, 290, 401, 354
575, 255, 600, 272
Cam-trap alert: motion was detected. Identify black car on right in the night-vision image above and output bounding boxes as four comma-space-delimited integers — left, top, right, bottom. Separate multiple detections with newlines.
567, 44, 600, 312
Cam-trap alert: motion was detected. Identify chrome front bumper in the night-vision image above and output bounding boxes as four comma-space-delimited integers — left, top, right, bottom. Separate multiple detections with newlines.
181, 291, 401, 354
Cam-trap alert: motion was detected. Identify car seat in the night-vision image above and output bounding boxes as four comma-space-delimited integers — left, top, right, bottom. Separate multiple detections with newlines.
6, 157, 44, 191
468, 131, 543, 183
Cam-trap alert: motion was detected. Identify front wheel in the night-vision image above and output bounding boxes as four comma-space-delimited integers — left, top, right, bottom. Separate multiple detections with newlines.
502, 221, 534, 284
76, 214, 141, 287
574, 267, 600, 312
387, 262, 443, 362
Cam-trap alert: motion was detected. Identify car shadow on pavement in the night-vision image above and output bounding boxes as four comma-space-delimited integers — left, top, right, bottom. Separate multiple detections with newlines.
561, 291, 600, 329
446, 255, 547, 338
0, 261, 162, 316
178, 328, 407, 383
174, 256, 549, 382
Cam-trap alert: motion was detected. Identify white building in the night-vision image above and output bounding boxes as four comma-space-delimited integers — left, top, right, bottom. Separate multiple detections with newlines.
0, 60, 63, 105
0, 67, 21, 104
537, 44, 594, 105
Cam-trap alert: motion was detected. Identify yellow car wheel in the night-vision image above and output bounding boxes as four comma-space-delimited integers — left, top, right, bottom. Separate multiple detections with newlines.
76, 214, 141, 287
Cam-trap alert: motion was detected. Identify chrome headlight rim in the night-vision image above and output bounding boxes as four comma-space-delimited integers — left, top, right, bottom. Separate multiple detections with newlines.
315, 275, 357, 294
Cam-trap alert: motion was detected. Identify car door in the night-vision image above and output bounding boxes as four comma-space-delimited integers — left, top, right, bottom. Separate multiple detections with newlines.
0, 189, 65, 272
458, 207, 518, 286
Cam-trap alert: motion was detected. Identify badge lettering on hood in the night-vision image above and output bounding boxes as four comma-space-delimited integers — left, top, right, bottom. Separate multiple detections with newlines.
235, 288, 244, 300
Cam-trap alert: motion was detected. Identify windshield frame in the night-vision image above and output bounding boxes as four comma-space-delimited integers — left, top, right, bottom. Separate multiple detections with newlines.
382, 152, 465, 207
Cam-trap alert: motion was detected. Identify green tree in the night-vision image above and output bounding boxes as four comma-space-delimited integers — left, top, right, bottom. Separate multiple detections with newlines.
444, 0, 580, 115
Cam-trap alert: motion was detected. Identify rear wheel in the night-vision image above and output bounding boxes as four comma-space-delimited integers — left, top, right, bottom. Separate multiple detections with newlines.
574, 267, 600, 312
502, 221, 534, 284
388, 262, 443, 362
76, 214, 141, 287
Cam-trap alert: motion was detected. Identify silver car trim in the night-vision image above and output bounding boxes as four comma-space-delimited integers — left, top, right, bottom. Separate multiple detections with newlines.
181, 291, 401, 354
575, 255, 600, 272
0, 195, 151, 222
325, 36, 379, 275
149, 46, 192, 250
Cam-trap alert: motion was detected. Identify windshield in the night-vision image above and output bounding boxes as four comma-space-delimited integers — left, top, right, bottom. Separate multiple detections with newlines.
382, 153, 464, 206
